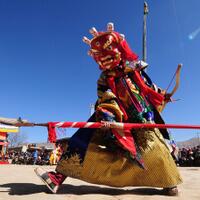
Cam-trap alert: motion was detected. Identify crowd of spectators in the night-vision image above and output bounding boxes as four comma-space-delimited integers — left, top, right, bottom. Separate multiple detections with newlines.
177, 145, 200, 167
7, 143, 63, 165
171, 144, 200, 167
8, 149, 50, 165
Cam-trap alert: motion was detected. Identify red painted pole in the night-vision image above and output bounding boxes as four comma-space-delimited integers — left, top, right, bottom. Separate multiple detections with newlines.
45, 121, 200, 130
123, 123, 200, 130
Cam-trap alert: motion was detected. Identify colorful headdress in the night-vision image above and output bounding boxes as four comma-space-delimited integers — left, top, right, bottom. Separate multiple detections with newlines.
83, 23, 138, 70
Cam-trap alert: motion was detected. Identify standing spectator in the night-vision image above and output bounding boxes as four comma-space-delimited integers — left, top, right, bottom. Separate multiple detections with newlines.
55, 144, 63, 163
188, 148, 194, 166
194, 146, 200, 166
49, 151, 55, 165
32, 149, 38, 165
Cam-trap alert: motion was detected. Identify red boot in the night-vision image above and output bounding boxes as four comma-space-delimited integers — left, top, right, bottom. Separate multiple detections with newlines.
34, 167, 66, 193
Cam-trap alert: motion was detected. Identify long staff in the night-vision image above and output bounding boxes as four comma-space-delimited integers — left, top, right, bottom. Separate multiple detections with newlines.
142, 2, 148, 63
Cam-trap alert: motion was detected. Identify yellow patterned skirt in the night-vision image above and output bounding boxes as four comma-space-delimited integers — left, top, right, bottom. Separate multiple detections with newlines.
56, 128, 182, 188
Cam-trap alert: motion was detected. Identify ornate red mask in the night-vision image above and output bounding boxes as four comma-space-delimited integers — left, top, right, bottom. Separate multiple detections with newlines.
90, 32, 122, 70
83, 23, 138, 71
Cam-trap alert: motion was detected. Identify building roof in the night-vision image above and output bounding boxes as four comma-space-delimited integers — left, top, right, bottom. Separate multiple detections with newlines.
0, 124, 19, 133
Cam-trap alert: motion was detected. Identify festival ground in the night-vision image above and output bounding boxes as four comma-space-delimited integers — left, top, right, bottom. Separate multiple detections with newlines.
0, 165, 199, 200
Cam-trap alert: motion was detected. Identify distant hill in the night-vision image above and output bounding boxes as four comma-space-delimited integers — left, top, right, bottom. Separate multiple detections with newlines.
177, 137, 200, 148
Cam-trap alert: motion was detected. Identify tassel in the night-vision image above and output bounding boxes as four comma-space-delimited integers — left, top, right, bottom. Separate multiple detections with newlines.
47, 122, 57, 143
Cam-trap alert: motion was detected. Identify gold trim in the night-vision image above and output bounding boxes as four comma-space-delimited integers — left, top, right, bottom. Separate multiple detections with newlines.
0, 128, 19, 133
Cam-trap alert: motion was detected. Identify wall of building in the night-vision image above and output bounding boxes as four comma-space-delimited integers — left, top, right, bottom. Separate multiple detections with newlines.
0, 132, 8, 160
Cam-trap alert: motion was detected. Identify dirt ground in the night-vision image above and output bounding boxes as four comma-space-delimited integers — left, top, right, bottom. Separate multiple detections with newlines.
0, 165, 199, 200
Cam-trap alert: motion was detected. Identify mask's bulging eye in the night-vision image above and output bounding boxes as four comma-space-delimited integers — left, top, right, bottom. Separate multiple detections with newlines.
106, 45, 112, 50
95, 41, 100, 47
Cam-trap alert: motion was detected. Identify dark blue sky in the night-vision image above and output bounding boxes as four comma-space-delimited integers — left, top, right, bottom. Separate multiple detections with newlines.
1, 0, 200, 142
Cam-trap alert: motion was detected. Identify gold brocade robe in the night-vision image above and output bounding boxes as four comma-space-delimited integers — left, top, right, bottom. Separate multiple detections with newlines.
56, 124, 182, 188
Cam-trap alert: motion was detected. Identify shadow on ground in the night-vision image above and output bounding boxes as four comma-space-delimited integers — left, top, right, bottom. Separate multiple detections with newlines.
0, 183, 165, 196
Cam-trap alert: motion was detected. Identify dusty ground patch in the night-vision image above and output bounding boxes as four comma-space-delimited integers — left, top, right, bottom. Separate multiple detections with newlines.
0, 165, 199, 200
